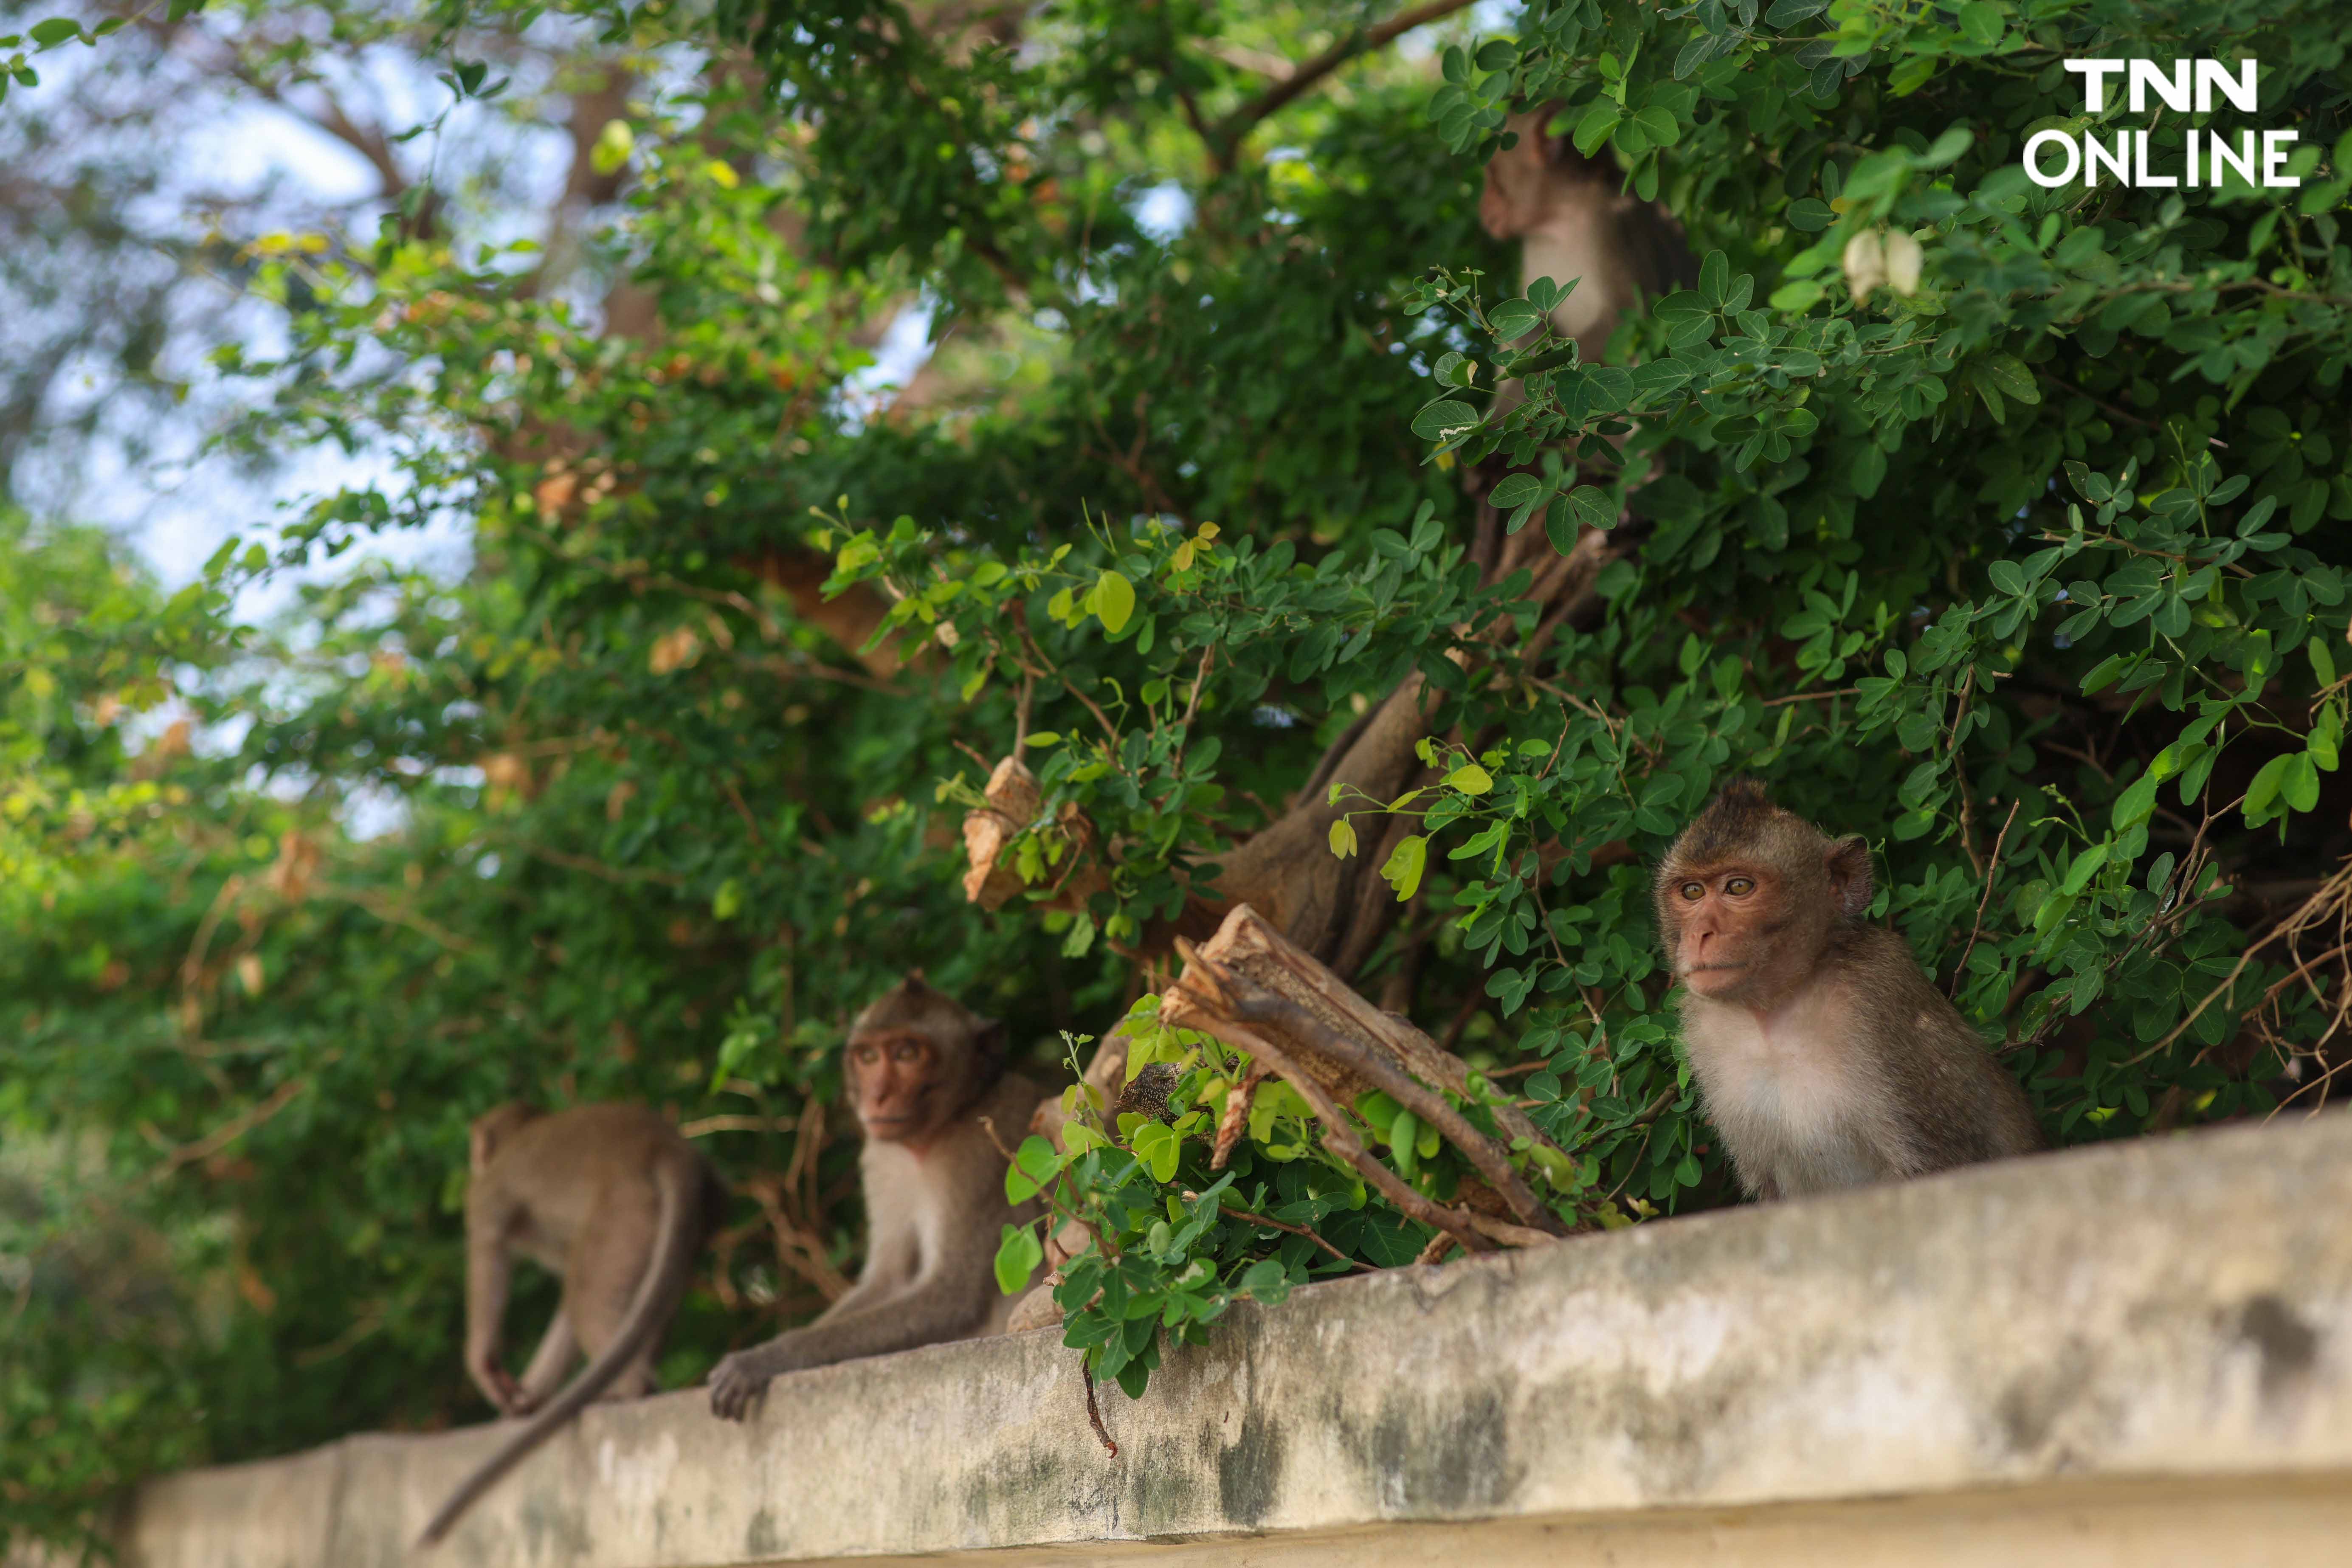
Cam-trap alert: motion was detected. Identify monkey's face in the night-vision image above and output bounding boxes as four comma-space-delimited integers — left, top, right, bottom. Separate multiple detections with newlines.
848, 1029, 957, 1144
469, 1103, 543, 1174
1662, 862, 1827, 1006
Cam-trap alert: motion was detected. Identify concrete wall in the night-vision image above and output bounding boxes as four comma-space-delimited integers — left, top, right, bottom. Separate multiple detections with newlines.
89, 1115, 2352, 1565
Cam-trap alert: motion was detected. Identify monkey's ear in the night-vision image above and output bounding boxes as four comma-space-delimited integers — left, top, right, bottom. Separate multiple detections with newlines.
1825, 835, 1873, 918
972, 1016, 1008, 1071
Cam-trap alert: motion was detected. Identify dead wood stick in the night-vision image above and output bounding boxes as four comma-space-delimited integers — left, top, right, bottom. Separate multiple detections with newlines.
1187, 1013, 1493, 1256
1463, 1212, 1563, 1249
1219, 984, 1560, 1233
1166, 906, 1566, 1231
1209, 1058, 1271, 1171
1192, 903, 1567, 1161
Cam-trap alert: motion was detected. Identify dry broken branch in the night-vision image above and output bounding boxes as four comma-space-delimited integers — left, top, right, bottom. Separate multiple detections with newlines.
1161, 904, 1575, 1253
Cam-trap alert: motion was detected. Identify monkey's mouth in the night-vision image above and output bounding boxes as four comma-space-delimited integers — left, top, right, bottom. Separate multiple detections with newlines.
1684, 961, 1747, 974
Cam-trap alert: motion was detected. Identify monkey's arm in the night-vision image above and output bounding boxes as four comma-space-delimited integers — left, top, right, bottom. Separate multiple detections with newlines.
707, 1267, 991, 1419
464, 1215, 523, 1414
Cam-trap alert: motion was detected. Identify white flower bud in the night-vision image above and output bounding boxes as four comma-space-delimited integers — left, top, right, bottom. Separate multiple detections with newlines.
1883, 231, 1924, 296
1842, 231, 1886, 303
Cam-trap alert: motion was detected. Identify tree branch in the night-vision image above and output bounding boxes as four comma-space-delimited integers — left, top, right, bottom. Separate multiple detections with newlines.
1206, 0, 1475, 166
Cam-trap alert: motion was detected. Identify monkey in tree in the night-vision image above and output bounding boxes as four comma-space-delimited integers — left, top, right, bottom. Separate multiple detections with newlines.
1654, 780, 2042, 1202
1479, 103, 1695, 420
706, 972, 1044, 1420
419, 1103, 724, 1547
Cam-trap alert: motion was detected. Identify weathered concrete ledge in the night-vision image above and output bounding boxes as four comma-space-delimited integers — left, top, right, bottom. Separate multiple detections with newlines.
107, 1115, 2352, 1565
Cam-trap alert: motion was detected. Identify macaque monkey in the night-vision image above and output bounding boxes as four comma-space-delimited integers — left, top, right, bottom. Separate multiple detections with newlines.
706, 973, 1044, 1420
1655, 781, 2041, 1202
419, 1103, 723, 1547
1479, 104, 1695, 425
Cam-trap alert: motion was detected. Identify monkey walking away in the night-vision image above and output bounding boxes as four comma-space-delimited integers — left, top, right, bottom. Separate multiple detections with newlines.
706, 972, 1045, 1421
419, 1103, 724, 1547
1655, 781, 2042, 1202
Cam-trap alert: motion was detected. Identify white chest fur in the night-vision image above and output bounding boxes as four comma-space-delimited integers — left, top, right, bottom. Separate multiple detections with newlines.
1679, 989, 1896, 1196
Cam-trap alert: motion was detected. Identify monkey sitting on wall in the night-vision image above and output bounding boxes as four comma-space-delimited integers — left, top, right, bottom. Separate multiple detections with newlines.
420, 1102, 725, 1546
707, 972, 1045, 1420
1654, 780, 2042, 1202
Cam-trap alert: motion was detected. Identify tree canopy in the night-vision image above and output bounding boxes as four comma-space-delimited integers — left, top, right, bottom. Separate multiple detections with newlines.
5, 0, 2350, 1552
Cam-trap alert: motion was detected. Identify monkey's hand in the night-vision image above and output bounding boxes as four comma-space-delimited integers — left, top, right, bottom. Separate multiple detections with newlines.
467, 1352, 524, 1417
707, 1342, 796, 1422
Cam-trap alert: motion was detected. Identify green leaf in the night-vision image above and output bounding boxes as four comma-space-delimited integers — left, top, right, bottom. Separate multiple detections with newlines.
590, 119, 634, 175
1132, 1121, 1181, 1183
994, 1224, 1044, 1295
1411, 399, 1479, 442
711, 878, 743, 921
1239, 1258, 1288, 1297
2283, 753, 2321, 813
1090, 570, 1135, 634
1445, 764, 1493, 794
1005, 1135, 1065, 1203
1380, 835, 1428, 902
1768, 279, 1825, 312
1628, 105, 1681, 148
1974, 353, 2040, 405
1488, 299, 1543, 340
1567, 486, 1617, 532
1956, 3, 2005, 47
2060, 844, 2108, 895
29, 17, 81, 45
1572, 102, 1620, 158
1328, 818, 1358, 859
1388, 1109, 1422, 1180
1487, 473, 1545, 512
2244, 753, 2292, 820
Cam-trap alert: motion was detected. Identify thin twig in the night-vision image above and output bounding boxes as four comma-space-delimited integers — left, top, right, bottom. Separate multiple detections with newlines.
721, 777, 767, 850
1080, 1356, 1119, 1457
2136, 864, 2352, 1066
520, 843, 686, 887
1760, 687, 1859, 707
139, 1078, 309, 1188
1951, 799, 2020, 999
315, 884, 478, 954
1211, 1204, 1376, 1273
1205, 0, 1476, 164
979, 1115, 1116, 1263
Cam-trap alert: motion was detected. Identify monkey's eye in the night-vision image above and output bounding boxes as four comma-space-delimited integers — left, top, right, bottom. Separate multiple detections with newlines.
1724, 876, 1755, 896
1679, 881, 1704, 901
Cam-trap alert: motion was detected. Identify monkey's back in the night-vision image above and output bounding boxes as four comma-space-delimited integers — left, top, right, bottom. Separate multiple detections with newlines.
1839, 925, 2042, 1171
478, 1104, 713, 1258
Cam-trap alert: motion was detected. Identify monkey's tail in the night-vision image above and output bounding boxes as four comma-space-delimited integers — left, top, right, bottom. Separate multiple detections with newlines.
417, 1157, 702, 1548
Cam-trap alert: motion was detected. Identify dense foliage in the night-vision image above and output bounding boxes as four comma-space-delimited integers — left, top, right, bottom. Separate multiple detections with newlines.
6, 0, 2350, 1550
